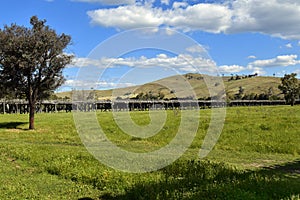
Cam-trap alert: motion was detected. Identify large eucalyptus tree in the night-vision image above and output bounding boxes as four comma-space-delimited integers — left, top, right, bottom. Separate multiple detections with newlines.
0, 16, 73, 129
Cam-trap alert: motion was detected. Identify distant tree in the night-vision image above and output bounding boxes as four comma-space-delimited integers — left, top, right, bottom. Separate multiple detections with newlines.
0, 16, 73, 129
135, 92, 144, 100
235, 86, 244, 100
278, 73, 300, 106
158, 92, 165, 100
267, 87, 274, 98
258, 93, 268, 100
235, 74, 241, 80
249, 93, 256, 100
0, 84, 10, 99
63, 96, 71, 101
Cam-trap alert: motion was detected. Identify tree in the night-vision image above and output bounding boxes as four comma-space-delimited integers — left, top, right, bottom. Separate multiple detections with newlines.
278, 73, 300, 106
0, 16, 73, 129
235, 86, 244, 100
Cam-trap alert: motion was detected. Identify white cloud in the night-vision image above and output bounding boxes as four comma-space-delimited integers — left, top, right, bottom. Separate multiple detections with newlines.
218, 65, 245, 73
70, 53, 300, 82
219, 54, 300, 75
71, 57, 101, 67
70, 54, 217, 73
88, 5, 163, 29
88, 3, 232, 33
168, 3, 232, 32
87, 0, 300, 39
66, 53, 219, 90
64, 79, 134, 90
186, 45, 206, 53
229, 0, 300, 39
161, 0, 169, 5
72, 0, 135, 5
250, 67, 266, 76
172, 1, 188, 9
247, 55, 257, 59
248, 55, 300, 68
285, 43, 293, 48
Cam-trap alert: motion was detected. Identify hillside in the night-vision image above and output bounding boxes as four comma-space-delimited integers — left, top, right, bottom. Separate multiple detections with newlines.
56, 73, 284, 100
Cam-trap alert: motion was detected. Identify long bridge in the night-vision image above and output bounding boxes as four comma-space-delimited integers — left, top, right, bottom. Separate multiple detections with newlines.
0, 99, 298, 114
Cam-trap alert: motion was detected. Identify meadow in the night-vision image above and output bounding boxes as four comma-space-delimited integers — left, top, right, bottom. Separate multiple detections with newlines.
0, 106, 299, 199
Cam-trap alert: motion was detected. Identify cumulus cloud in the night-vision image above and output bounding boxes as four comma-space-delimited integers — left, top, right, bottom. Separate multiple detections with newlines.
88, 5, 163, 29
70, 54, 217, 73
229, 0, 300, 39
248, 55, 300, 68
219, 54, 300, 74
250, 67, 266, 75
88, 3, 232, 33
87, 0, 300, 39
64, 79, 134, 90
70, 54, 300, 82
66, 53, 220, 89
218, 65, 245, 73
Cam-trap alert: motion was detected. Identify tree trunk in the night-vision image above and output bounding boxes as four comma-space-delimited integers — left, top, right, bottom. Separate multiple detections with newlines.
291, 99, 295, 106
29, 102, 35, 129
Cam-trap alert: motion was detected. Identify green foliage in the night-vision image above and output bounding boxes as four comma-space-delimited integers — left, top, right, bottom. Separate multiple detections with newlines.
234, 86, 244, 99
133, 91, 165, 100
0, 16, 72, 129
278, 73, 300, 106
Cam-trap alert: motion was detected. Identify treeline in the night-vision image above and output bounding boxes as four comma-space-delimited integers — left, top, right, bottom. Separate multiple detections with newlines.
227, 86, 281, 101
0, 91, 70, 101
128, 91, 165, 100
228, 73, 258, 81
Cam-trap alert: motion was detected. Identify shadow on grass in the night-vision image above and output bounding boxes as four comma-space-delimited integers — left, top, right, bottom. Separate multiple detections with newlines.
0, 122, 28, 129
263, 160, 300, 174
95, 159, 300, 200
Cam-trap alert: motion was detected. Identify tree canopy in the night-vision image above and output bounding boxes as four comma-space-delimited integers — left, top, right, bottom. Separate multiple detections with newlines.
0, 16, 73, 129
278, 73, 300, 106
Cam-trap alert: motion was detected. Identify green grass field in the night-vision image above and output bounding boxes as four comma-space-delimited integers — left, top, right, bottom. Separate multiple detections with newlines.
0, 106, 299, 199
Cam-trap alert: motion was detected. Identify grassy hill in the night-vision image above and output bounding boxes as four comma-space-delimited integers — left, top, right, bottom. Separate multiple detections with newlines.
56, 73, 284, 100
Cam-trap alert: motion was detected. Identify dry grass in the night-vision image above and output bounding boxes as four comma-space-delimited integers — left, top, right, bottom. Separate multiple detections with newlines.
56, 73, 284, 100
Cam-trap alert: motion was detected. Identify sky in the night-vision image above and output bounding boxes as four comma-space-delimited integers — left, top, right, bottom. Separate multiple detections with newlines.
1, 0, 300, 91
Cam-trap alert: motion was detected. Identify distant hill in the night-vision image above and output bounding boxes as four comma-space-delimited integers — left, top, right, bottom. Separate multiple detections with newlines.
56, 73, 284, 100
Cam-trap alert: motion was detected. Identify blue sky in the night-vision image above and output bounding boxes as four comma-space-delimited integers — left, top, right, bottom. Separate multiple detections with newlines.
1, 0, 300, 91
